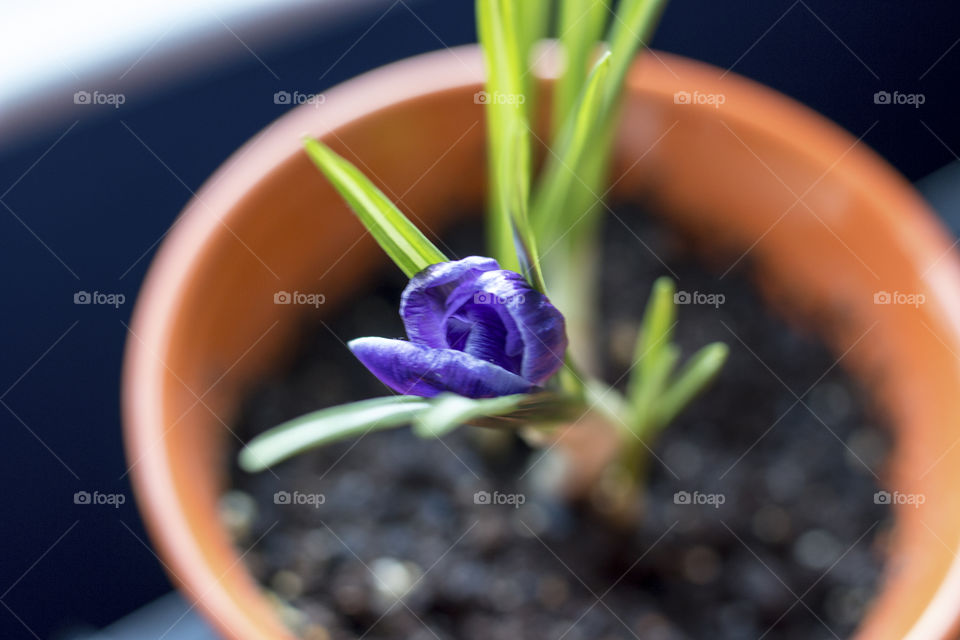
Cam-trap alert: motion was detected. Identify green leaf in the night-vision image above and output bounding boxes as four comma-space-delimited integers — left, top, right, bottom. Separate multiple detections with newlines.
516, 0, 552, 55
516, 0, 553, 103
531, 51, 611, 244
627, 277, 677, 431
605, 0, 668, 110
477, 0, 531, 273
497, 118, 547, 291
654, 342, 729, 428
531, 0, 670, 398
237, 391, 583, 473
238, 396, 431, 471
624, 277, 728, 439
498, 390, 584, 423
633, 276, 676, 385
630, 342, 678, 431
303, 138, 447, 278
533, 0, 666, 249
553, 0, 608, 138
412, 393, 526, 439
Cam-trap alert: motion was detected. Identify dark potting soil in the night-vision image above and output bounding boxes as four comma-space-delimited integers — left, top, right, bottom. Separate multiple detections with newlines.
225, 206, 893, 640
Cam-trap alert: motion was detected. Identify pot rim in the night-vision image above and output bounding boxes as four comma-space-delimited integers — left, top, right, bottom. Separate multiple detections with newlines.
122, 43, 960, 640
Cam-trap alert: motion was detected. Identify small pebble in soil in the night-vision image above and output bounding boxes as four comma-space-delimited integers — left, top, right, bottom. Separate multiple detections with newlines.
535, 573, 569, 610
271, 569, 305, 600
682, 545, 722, 585
369, 557, 421, 605
227, 209, 893, 640
219, 490, 257, 541
751, 504, 792, 544
794, 529, 844, 571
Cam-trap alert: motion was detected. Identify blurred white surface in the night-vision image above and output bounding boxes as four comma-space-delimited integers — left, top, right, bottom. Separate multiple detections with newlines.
1, 0, 276, 103
0, 0, 386, 144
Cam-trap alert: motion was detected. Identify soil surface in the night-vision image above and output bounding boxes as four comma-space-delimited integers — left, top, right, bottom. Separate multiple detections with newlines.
225, 207, 892, 640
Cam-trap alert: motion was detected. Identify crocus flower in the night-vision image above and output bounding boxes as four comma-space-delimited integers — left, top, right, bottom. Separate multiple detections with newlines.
348, 257, 567, 398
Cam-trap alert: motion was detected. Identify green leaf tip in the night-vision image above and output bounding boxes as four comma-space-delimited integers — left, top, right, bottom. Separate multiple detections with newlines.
531, 50, 612, 243
239, 393, 542, 473
654, 342, 728, 428
238, 395, 430, 472
302, 138, 448, 278
626, 276, 728, 439
553, 0, 610, 138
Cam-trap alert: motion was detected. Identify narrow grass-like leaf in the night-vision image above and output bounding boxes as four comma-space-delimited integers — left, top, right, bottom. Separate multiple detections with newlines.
627, 277, 677, 432
516, 0, 553, 104
303, 138, 447, 278
477, 0, 530, 273
238, 396, 430, 471
413, 393, 526, 439
633, 277, 676, 384
630, 342, 678, 432
553, 0, 608, 138
624, 277, 729, 439
532, 1, 668, 380
654, 342, 729, 429
531, 51, 611, 243
516, 0, 552, 57
534, 0, 667, 252
604, 0, 668, 110
497, 390, 584, 423
498, 118, 546, 291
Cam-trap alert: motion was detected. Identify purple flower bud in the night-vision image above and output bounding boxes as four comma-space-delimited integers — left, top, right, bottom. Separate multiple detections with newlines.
349, 257, 568, 398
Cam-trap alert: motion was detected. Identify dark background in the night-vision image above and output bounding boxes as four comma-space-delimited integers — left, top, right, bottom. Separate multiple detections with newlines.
1, 1, 958, 638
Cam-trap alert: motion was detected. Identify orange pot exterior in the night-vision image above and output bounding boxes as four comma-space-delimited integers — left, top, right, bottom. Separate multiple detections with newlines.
122, 46, 960, 640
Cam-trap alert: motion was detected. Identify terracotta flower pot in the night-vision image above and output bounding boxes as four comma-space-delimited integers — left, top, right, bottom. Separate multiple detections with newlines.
122, 45, 960, 640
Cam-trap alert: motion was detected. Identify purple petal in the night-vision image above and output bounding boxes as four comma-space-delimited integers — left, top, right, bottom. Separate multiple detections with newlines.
348, 337, 534, 398
392, 256, 567, 391
455, 303, 517, 372
400, 256, 500, 348
469, 270, 568, 385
